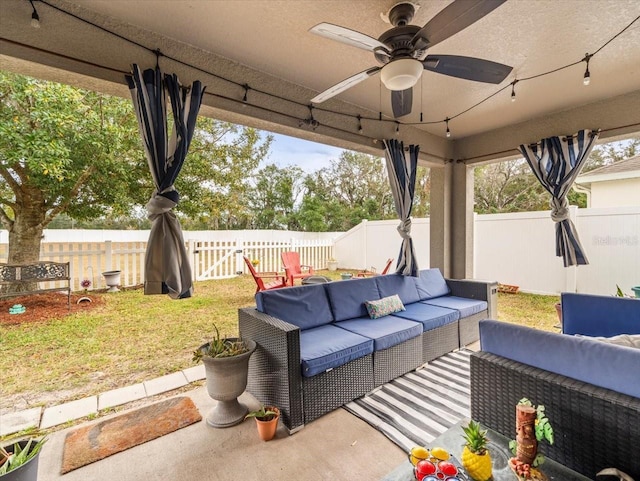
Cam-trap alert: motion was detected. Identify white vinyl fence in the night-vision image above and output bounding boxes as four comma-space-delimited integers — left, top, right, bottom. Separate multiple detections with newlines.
335, 206, 640, 296
1, 206, 637, 296
0, 230, 337, 292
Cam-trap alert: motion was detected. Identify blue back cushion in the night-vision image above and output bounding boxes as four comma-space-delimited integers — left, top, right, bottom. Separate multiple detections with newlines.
375, 274, 421, 305
561, 293, 640, 336
256, 284, 333, 330
415, 268, 451, 300
325, 277, 380, 322
480, 320, 640, 399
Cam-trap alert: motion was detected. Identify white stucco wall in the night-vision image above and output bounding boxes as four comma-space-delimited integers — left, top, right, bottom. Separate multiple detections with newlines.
590, 178, 640, 207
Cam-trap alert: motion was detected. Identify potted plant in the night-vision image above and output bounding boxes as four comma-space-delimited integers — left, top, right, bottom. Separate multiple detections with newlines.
327, 258, 338, 271
193, 325, 256, 428
245, 405, 280, 441
0, 437, 47, 480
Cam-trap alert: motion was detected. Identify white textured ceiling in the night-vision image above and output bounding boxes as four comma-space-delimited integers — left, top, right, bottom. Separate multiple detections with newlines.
1, 0, 640, 163
67, 0, 640, 139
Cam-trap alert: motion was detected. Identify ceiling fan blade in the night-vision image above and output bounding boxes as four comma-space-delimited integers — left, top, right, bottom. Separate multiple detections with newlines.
310, 23, 389, 52
391, 88, 413, 118
423, 54, 512, 84
311, 67, 381, 104
412, 0, 506, 50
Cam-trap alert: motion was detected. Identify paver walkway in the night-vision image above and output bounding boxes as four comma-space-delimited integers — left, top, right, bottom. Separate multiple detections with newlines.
0, 365, 205, 436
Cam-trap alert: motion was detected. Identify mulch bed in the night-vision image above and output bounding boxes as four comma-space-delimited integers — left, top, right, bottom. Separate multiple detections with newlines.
0, 292, 104, 326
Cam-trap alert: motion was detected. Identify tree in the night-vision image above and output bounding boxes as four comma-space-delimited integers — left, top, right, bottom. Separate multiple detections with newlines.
174, 120, 272, 230
474, 159, 547, 214
250, 164, 305, 230
473, 137, 640, 214
0, 71, 148, 266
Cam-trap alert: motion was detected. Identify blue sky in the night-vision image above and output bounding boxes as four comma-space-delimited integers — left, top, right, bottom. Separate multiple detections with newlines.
262, 133, 345, 172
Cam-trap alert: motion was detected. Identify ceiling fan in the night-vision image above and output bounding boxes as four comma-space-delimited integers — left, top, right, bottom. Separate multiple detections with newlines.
309, 0, 513, 118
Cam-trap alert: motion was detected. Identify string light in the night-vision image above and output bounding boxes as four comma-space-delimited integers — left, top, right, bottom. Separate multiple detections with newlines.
357, 115, 363, 133
511, 80, 518, 102
242, 84, 248, 103
395, 122, 400, 137
299, 105, 319, 130
29, 0, 40, 28
583, 53, 591, 86
19, 2, 638, 134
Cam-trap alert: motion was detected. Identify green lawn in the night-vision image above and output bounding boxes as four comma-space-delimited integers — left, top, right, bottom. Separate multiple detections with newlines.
0, 271, 560, 413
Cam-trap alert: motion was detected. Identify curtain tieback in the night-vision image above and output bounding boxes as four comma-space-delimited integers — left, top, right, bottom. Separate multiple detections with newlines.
550, 198, 570, 223
397, 218, 412, 239
146, 192, 178, 219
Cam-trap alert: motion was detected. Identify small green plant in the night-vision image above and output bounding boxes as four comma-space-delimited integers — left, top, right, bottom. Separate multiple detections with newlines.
245, 406, 279, 421
0, 437, 47, 475
192, 324, 250, 362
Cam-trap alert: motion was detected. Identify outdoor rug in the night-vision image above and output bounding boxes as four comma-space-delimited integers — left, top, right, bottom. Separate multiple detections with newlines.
61, 396, 201, 474
343, 349, 470, 452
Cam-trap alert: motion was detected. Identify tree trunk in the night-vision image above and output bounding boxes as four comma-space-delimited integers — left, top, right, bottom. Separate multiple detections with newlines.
4, 186, 46, 293
516, 404, 538, 465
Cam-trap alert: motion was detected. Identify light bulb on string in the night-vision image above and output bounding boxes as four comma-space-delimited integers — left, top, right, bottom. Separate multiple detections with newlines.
511, 81, 517, 102
583, 53, 591, 86
357, 115, 363, 134
29, 0, 40, 28
445, 118, 451, 138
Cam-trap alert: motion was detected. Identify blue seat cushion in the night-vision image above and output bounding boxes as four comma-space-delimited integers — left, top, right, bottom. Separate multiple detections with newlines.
325, 276, 380, 322
256, 284, 333, 330
375, 274, 421, 305
335, 316, 422, 351
423, 295, 487, 318
299, 324, 373, 378
393, 302, 460, 331
415, 268, 451, 300
480, 319, 640, 399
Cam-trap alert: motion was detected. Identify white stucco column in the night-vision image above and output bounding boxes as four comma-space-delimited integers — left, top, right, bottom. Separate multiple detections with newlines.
430, 161, 474, 279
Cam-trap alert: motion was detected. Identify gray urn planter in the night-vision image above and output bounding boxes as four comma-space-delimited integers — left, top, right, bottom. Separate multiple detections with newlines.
199, 339, 257, 428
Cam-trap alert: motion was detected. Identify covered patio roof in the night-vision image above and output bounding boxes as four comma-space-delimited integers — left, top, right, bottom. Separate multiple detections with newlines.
1, 0, 640, 277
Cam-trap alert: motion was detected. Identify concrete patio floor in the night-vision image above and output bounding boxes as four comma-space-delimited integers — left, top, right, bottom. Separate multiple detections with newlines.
37, 386, 406, 481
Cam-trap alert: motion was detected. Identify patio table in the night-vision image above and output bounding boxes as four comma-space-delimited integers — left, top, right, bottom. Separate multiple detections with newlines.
381, 420, 590, 481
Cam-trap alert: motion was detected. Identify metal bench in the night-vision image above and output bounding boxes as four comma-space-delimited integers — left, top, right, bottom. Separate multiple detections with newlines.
0, 261, 71, 309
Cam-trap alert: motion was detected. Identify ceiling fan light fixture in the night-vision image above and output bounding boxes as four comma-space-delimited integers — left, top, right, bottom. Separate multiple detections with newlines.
380, 58, 423, 91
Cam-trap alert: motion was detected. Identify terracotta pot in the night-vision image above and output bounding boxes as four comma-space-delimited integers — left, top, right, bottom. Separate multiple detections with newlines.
254, 407, 280, 441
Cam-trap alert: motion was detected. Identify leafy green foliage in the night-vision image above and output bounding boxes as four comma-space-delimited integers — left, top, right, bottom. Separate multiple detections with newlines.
461, 419, 488, 454
0, 437, 47, 474
245, 406, 279, 421
192, 324, 250, 361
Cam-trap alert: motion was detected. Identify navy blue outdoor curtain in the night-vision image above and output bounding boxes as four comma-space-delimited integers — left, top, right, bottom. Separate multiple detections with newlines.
384, 139, 420, 277
126, 64, 205, 298
519, 129, 599, 267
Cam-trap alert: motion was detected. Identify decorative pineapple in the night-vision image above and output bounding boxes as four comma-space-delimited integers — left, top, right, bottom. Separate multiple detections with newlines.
461, 420, 493, 481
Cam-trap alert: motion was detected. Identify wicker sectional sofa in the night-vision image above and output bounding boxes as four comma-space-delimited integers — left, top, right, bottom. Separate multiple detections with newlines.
471, 293, 640, 479
239, 268, 497, 432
